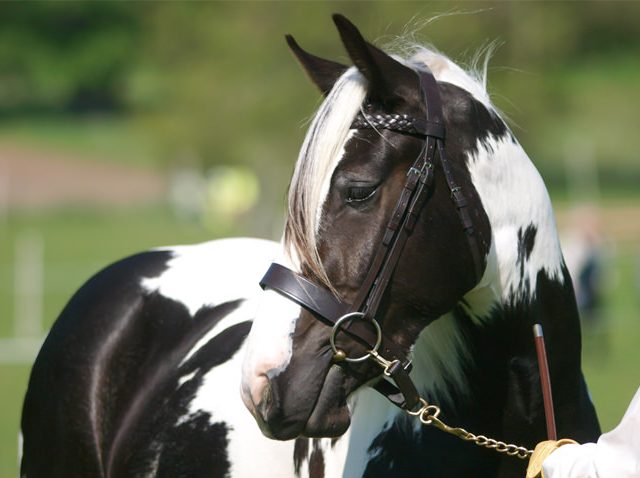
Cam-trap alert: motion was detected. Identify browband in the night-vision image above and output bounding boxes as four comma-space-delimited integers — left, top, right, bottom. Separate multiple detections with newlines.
352, 109, 445, 139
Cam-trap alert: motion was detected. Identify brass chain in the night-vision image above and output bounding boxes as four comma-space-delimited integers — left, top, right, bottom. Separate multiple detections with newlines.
405, 398, 533, 460
348, 347, 535, 460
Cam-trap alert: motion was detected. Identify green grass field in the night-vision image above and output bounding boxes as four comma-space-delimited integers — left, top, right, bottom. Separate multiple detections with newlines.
1, 205, 639, 477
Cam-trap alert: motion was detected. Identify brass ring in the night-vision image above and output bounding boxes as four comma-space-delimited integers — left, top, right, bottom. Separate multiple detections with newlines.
406, 397, 429, 416
329, 312, 382, 363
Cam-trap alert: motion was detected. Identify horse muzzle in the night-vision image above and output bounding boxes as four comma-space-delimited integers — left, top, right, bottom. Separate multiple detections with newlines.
242, 361, 353, 440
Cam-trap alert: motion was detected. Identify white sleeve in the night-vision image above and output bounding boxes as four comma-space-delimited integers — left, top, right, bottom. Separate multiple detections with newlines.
542, 386, 640, 478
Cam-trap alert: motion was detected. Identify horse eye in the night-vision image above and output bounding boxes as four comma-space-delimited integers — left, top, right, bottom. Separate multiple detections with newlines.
346, 185, 377, 204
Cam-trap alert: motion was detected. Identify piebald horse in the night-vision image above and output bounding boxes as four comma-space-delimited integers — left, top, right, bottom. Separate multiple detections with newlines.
241, 14, 600, 478
21, 15, 599, 478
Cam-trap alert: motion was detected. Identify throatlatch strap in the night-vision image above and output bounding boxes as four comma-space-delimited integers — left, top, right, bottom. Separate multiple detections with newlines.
436, 139, 484, 281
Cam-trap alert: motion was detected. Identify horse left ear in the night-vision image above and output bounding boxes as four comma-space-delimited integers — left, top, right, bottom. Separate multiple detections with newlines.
333, 14, 419, 110
286, 34, 348, 96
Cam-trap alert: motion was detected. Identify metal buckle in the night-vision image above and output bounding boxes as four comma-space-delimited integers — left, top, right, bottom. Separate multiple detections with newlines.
329, 312, 382, 363
368, 349, 400, 376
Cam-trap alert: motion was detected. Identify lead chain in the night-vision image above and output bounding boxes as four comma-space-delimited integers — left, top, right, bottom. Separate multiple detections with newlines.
405, 398, 533, 460
365, 348, 535, 460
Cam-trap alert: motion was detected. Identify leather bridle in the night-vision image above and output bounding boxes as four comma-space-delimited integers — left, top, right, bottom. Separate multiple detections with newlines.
260, 67, 484, 412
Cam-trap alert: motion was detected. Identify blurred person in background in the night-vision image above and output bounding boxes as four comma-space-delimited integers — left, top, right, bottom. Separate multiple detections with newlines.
562, 205, 611, 357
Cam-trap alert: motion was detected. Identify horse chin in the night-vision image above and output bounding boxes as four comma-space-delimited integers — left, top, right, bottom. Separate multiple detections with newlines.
302, 365, 352, 438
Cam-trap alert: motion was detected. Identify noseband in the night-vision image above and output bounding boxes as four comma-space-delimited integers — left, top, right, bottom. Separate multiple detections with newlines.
260, 68, 483, 411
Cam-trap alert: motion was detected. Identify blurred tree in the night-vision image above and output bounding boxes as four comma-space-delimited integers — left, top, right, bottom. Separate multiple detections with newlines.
0, 2, 141, 114
0, 1, 638, 206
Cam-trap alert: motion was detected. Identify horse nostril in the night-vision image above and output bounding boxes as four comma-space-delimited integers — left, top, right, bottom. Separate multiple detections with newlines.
257, 391, 270, 419
257, 377, 279, 422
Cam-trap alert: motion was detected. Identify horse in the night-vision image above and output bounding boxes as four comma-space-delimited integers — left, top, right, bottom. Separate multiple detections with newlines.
21, 14, 600, 478
20, 238, 338, 477
241, 14, 601, 478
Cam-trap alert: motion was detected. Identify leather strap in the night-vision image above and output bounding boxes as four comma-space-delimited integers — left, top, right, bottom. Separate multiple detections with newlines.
260, 263, 348, 326
260, 263, 406, 357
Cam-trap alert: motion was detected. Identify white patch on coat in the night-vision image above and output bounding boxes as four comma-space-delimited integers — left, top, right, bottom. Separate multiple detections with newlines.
18, 430, 23, 472
141, 238, 279, 317
185, 338, 296, 478
240, 280, 301, 411
321, 436, 350, 478
410, 311, 472, 405
295, 437, 350, 478
176, 370, 198, 388
340, 388, 399, 478
467, 133, 564, 304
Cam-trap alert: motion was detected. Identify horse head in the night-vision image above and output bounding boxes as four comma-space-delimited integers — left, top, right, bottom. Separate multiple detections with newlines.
241, 14, 510, 440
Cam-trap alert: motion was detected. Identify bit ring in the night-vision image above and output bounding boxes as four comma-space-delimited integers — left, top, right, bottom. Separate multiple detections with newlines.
329, 312, 382, 363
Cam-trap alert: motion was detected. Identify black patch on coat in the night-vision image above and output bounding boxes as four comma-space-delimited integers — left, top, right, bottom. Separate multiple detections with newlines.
517, 224, 537, 288
438, 82, 508, 158
309, 439, 325, 478
155, 412, 230, 478
294, 439, 309, 476
361, 415, 499, 478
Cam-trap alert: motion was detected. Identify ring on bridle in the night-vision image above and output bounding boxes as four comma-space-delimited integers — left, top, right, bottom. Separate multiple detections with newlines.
259, 67, 534, 460
329, 312, 382, 363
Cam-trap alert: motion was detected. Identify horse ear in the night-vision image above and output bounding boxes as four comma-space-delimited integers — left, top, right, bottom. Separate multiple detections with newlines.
286, 34, 348, 96
332, 14, 418, 109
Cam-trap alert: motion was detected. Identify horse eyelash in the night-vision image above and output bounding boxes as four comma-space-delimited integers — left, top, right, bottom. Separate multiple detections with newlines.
346, 186, 378, 203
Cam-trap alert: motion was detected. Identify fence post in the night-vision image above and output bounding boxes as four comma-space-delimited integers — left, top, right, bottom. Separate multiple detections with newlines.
14, 230, 44, 338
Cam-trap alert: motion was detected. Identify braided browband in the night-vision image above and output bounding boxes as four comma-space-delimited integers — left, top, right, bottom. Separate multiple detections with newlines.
352, 111, 421, 135
352, 107, 445, 139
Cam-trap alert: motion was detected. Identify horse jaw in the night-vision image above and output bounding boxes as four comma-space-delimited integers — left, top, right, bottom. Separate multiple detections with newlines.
303, 366, 352, 437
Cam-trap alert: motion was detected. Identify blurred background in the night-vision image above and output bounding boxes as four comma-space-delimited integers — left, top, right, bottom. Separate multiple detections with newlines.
1, 2, 639, 475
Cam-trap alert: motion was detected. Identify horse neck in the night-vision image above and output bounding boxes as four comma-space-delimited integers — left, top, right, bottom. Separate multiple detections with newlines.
466, 132, 582, 361
413, 132, 586, 416
447, 133, 591, 442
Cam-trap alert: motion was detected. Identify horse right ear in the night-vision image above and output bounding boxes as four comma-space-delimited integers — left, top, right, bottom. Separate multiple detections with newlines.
286, 34, 348, 96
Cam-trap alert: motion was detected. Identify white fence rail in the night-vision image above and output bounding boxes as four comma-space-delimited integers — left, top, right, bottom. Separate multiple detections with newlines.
1, 231, 45, 364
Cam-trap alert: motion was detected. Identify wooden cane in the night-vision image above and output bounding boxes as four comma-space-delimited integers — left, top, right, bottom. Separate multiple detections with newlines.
533, 324, 557, 440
